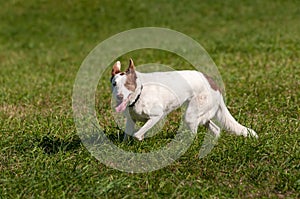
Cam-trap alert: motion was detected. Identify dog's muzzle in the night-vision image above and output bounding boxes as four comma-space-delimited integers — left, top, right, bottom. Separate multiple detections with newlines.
115, 96, 129, 113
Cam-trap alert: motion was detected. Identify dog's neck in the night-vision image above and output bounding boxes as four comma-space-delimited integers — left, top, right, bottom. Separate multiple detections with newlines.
129, 79, 143, 107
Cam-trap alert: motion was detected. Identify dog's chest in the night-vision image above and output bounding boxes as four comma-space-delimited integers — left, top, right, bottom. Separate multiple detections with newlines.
128, 106, 149, 122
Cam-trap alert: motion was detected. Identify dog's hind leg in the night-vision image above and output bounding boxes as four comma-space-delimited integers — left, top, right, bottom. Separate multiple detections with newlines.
205, 120, 220, 137
184, 95, 212, 134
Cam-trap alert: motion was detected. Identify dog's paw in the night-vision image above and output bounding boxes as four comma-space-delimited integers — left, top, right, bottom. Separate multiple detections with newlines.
246, 128, 258, 138
134, 134, 144, 141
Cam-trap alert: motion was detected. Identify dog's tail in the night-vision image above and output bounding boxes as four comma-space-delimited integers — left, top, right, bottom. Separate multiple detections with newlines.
216, 97, 258, 138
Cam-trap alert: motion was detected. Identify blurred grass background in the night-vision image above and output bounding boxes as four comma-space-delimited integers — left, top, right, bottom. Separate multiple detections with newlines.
0, 0, 299, 198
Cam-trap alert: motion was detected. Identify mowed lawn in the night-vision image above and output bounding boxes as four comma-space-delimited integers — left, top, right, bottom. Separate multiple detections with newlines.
0, 0, 299, 198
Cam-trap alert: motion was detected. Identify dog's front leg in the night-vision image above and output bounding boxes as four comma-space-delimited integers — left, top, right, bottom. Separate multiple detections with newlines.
133, 114, 164, 141
124, 115, 135, 141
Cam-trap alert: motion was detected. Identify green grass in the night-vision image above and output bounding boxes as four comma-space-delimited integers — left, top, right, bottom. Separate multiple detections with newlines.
1, 0, 299, 198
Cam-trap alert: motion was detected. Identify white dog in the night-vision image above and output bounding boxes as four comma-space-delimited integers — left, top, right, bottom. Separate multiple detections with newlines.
111, 59, 258, 141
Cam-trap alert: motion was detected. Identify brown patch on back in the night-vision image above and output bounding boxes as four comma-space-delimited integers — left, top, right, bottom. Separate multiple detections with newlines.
203, 73, 221, 92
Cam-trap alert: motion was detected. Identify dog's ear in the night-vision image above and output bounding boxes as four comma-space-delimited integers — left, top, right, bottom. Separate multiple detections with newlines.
126, 58, 135, 74
111, 61, 121, 76
124, 58, 137, 91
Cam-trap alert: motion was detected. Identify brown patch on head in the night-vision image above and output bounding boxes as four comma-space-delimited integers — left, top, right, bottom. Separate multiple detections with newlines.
124, 58, 137, 91
203, 73, 221, 93
111, 61, 121, 77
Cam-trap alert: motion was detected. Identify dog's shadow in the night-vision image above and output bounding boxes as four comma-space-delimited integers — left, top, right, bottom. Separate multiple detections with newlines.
38, 134, 81, 154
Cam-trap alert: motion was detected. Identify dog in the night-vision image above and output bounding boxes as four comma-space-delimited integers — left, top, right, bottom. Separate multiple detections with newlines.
110, 58, 258, 141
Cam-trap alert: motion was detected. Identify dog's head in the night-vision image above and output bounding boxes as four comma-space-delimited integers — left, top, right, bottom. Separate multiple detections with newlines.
111, 58, 139, 112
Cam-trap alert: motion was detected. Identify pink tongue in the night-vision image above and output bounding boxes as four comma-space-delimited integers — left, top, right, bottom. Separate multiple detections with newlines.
115, 99, 129, 112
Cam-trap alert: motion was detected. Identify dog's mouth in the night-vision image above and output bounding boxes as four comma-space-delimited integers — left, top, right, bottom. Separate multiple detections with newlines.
115, 98, 129, 112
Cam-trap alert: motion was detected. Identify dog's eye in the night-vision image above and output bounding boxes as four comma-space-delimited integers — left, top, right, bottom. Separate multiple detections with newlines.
112, 82, 117, 87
